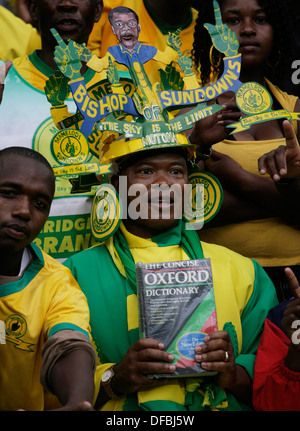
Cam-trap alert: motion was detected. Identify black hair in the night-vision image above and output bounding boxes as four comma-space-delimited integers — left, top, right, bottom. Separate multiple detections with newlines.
192, 0, 294, 87
108, 6, 139, 25
0, 147, 55, 193
0, 146, 52, 171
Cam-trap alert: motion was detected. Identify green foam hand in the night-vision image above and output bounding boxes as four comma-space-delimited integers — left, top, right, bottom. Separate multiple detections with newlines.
51, 28, 82, 80
75, 42, 93, 63
166, 28, 182, 55
107, 56, 120, 86
44, 69, 69, 107
159, 62, 184, 91
177, 54, 194, 77
204, 0, 239, 57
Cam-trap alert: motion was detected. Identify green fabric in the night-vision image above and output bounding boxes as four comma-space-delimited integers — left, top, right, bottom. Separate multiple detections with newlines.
65, 221, 273, 411
0, 243, 43, 298
223, 322, 239, 357
113, 220, 204, 293
111, 221, 241, 411
140, 400, 187, 411
237, 259, 278, 379
185, 381, 228, 411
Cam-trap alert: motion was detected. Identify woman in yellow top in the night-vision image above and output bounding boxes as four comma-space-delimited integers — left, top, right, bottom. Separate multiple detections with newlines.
188, 0, 300, 302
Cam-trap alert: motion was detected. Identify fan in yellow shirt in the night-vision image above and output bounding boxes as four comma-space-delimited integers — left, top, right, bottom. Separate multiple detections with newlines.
188, 0, 300, 302
0, 5, 41, 60
0, 147, 97, 411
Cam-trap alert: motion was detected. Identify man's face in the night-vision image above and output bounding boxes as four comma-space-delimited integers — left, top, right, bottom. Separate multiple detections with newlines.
28, 0, 102, 45
0, 155, 54, 256
113, 151, 189, 238
111, 12, 141, 51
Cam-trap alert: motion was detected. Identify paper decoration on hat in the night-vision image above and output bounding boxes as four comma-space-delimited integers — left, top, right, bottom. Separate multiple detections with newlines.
43, 1, 241, 235
228, 82, 300, 134
44, 33, 113, 183
183, 166, 223, 228
49, 128, 111, 177
90, 183, 122, 241
43, 67, 109, 196
49, 0, 243, 171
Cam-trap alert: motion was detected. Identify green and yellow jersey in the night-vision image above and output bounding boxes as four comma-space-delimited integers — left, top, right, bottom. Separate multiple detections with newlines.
0, 243, 91, 411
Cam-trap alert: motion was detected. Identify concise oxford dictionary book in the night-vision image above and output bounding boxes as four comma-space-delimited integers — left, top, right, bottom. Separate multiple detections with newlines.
136, 258, 218, 378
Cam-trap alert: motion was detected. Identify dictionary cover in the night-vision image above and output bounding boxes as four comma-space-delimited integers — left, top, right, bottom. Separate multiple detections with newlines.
136, 258, 218, 378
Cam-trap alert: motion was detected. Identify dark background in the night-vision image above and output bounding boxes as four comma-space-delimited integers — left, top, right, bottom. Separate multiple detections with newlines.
283, 0, 300, 97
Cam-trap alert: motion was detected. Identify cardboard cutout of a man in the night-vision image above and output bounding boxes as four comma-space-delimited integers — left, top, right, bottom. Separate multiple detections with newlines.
83, 6, 181, 78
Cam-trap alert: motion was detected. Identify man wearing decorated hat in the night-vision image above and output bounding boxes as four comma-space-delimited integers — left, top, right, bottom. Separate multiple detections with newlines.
0, 147, 97, 411
63, 108, 278, 410
45, 0, 277, 411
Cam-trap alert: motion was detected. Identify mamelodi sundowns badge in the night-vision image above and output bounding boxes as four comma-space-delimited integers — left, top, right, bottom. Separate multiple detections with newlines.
51, 129, 97, 176
229, 82, 300, 134
183, 169, 223, 226
90, 184, 122, 241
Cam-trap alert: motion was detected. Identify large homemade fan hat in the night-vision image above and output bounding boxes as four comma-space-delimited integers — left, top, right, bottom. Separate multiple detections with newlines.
97, 115, 197, 169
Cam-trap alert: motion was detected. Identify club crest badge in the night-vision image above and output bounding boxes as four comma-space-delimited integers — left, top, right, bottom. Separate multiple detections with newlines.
184, 170, 223, 225
50, 129, 112, 177
230, 82, 300, 133
91, 184, 122, 241
236, 82, 272, 115
5, 314, 34, 352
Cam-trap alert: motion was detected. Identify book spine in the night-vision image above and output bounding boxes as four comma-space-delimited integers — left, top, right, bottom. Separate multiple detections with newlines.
136, 262, 147, 339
